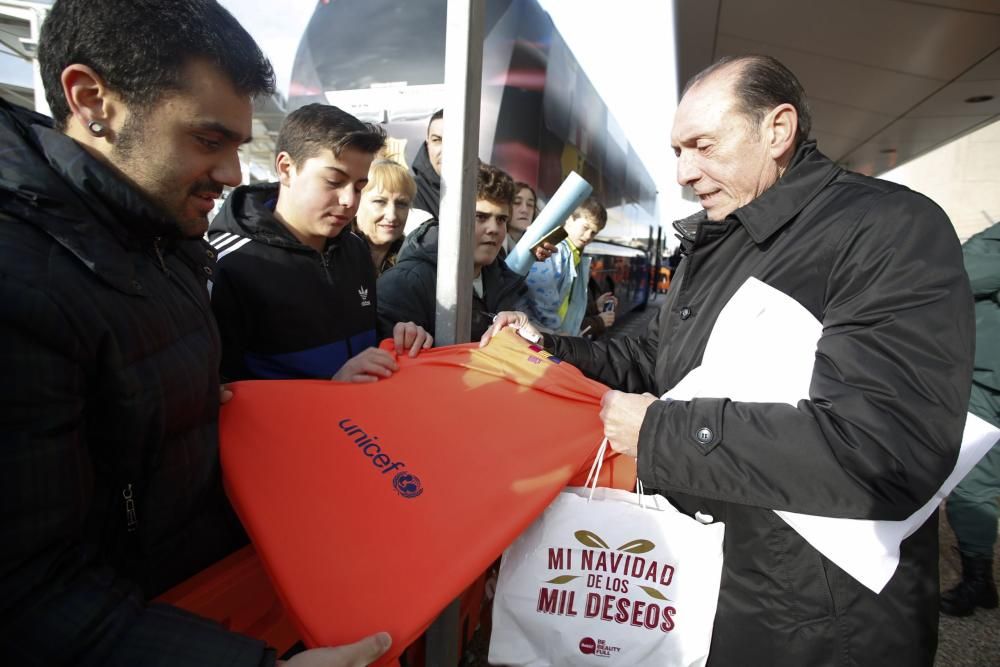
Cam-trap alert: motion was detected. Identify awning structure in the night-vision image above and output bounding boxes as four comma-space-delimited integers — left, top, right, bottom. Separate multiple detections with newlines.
674, 0, 1000, 179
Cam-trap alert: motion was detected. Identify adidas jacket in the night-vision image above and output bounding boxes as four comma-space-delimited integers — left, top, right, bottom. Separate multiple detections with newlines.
209, 183, 378, 381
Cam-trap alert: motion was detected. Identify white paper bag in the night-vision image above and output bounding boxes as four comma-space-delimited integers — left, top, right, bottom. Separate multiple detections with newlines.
489, 478, 725, 666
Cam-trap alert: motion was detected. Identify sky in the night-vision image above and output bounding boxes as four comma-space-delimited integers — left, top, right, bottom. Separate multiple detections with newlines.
0, 0, 696, 228
217, 0, 698, 228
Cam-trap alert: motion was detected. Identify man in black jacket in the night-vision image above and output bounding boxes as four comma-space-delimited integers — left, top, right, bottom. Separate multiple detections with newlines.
407, 109, 444, 229
0, 1, 388, 665
484, 55, 974, 666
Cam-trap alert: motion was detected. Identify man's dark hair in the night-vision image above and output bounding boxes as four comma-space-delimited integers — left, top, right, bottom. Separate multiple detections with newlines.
477, 163, 515, 210
276, 104, 386, 166
38, 0, 275, 130
575, 196, 608, 229
684, 55, 812, 147
427, 109, 444, 135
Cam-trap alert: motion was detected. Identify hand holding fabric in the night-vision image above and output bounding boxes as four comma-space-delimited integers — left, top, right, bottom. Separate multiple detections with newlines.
479, 310, 541, 347
600, 390, 657, 458
332, 348, 399, 383
392, 321, 433, 357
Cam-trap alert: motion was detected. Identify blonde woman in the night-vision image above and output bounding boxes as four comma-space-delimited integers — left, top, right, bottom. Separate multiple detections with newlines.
354, 159, 416, 276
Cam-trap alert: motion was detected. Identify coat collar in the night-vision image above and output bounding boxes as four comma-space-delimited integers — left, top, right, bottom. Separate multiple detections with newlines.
673, 141, 842, 247
731, 140, 842, 244
34, 125, 181, 241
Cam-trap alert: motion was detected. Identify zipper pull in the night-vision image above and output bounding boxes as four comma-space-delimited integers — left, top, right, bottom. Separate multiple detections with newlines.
153, 237, 167, 272
122, 483, 139, 533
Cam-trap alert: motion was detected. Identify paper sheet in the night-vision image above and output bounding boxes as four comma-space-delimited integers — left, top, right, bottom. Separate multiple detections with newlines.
661, 277, 999, 593
504, 171, 592, 276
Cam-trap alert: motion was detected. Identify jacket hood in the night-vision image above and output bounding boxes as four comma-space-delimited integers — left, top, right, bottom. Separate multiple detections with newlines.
211, 181, 349, 254
212, 182, 286, 242
0, 99, 205, 294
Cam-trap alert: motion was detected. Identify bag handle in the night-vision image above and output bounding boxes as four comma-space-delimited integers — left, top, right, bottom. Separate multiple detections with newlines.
584, 437, 661, 511
583, 437, 610, 501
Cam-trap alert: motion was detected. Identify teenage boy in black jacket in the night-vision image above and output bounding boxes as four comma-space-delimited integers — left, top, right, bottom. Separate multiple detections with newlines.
210, 104, 431, 384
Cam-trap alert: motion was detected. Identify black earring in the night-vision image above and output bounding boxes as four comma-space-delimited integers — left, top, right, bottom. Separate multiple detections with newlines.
87, 120, 107, 137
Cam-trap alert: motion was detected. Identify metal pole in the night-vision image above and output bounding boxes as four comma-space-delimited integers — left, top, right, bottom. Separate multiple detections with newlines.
433, 0, 485, 347
654, 225, 663, 297
424, 1, 484, 664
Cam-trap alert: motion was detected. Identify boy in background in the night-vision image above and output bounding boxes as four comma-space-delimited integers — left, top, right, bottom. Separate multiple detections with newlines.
520, 197, 608, 335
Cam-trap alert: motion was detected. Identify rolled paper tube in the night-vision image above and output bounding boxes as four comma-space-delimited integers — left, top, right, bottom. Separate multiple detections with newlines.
505, 171, 593, 275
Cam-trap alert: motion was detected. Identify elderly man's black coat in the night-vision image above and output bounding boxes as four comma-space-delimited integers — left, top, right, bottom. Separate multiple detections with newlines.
0, 100, 270, 665
545, 141, 974, 666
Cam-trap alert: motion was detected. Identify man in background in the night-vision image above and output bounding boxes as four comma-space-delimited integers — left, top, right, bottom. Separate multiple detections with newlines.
941, 220, 1000, 617
406, 108, 443, 230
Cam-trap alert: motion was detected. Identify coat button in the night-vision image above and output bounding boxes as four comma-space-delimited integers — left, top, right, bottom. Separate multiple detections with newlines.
132, 280, 142, 291
205, 248, 215, 259
680, 307, 692, 320
202, 266, 213, 276
696, 427, 713, 443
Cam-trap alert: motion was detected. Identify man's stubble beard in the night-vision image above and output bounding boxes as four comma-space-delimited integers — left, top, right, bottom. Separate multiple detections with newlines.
112, 112, 210, 237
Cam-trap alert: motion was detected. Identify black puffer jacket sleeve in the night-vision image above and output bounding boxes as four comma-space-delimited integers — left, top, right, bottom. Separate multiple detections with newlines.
0, 278, 271, 666
544, 312, 660, 394
210, 260, 253, 383
377, 262, 438, 338
638, 192, 972, 520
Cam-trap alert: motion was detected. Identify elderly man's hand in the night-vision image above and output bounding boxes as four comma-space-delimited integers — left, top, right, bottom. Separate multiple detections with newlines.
392, 321, 433, 357
479, 311, 541, 347
600, 390, 658, 458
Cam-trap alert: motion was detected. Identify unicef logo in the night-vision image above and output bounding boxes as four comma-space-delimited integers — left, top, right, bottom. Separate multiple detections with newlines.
393, 471, 424, 498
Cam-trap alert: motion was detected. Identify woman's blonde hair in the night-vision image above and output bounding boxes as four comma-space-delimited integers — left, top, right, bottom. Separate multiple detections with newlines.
363, 158, 417, 199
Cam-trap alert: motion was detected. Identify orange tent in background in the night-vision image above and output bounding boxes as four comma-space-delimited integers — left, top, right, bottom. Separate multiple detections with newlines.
165, 329, 633, 665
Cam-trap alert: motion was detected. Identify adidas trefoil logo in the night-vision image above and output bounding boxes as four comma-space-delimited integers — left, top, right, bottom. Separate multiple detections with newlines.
358, 285, 371, 307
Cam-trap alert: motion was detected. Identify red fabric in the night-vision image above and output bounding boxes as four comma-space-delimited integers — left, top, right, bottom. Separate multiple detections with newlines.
157, 546, 298, 654
220, 329, 635, 664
